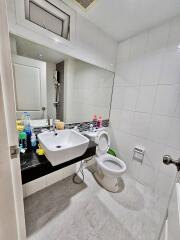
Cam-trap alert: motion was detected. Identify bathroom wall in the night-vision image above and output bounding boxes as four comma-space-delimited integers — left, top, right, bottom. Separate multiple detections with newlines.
110, 15, 180, 199
64, 58, 114, 123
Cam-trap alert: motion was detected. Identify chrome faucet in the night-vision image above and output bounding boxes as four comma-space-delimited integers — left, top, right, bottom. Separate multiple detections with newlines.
52, 120, 58, 136
47, 115, 51, 127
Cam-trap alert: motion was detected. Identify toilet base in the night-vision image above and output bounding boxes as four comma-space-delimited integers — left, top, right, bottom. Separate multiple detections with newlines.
94, 168, 124, 193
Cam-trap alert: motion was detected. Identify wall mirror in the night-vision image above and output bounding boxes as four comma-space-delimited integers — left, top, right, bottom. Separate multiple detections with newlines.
10, 34, 114, 126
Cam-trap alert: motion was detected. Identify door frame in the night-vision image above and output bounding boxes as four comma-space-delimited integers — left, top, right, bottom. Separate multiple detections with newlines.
0, 0, 26, 239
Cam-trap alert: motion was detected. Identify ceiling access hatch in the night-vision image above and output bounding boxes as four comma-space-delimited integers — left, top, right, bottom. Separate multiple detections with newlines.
74, 0, 96, 9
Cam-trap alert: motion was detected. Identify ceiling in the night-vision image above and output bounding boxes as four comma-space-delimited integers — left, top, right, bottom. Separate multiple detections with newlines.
11, 35, 67, 64
66, 0, 180, 41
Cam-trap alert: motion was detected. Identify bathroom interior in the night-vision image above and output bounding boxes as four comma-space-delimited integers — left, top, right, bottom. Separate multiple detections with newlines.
1, 0, 180, 239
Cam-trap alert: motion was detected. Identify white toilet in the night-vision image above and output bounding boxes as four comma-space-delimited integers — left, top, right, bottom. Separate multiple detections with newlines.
94, 130, 126, 192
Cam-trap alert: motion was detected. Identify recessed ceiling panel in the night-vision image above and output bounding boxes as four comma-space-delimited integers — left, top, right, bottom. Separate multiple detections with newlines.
74, 0, 96, 9
67, 0, 180, 41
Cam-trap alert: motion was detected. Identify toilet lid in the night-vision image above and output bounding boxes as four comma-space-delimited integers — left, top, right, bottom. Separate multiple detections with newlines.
96, 131, 110, 156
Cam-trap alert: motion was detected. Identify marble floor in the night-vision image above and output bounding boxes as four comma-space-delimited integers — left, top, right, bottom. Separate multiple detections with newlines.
24, 166, 167, 240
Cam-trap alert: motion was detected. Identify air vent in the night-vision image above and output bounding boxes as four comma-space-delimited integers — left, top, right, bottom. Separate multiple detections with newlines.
74, 0, 96, 9
25, 0, 70, 40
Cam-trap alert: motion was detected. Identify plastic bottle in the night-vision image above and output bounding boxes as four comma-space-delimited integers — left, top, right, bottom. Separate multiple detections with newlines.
99, 116, 103, 128
25, 128, 32, 151
92, 115, 97, 128
31, 133, 37, 150
24, 112, 31, 131
97, 116, 103, 128
19, 131, 27, 150
23, 112, 32, 151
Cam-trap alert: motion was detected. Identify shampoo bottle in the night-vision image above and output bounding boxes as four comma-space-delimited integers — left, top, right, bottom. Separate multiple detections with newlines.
31, 133, 37, 150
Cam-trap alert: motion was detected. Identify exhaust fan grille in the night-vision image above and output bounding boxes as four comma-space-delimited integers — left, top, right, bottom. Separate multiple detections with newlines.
74, 0, 96, 9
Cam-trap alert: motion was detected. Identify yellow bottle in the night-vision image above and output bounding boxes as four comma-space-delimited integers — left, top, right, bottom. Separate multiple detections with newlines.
36, 144, 44, 156
55, 120, 64, 130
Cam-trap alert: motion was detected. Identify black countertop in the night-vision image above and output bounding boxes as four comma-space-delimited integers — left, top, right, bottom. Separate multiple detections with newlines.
20, 141, 96, 184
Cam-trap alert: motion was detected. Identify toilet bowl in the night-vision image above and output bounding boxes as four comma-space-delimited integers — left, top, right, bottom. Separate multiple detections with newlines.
94, 130, 126, 192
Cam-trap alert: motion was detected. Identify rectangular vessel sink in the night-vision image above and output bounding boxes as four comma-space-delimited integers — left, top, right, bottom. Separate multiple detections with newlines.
38, 129, 89, 166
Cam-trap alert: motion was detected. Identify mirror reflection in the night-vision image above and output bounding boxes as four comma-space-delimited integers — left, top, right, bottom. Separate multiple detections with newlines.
10, 35, 114, 128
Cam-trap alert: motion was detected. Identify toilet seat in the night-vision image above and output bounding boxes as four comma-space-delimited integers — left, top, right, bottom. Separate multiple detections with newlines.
96, 154, 127, 177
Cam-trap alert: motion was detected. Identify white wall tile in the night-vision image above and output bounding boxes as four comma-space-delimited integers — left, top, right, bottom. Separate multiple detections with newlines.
143, 140, 165, 170
122, 86, 139, 110
129, 32, 148, 59
117, 39, 130, 62
143, 140, 176, 178
159, 50, 180, 85
148, 115, 172, 144
141, 53, 162, 85
116, 60, 142, 86
168, 118, 180, 150
146, 23, 170, 53
155, 171, 175, 200
153, 84, 180, 116
111, 86, 125, 109
138, 164, 158, 190
167, 16, 180, 47
130, 112, 151, 138
126, 60, 143, 86
128, 160, 141, 180
118, 110, 134, 134
110, 109, 121, 130
175, 96, 180, 118
111, 15, 180, 196
136, 86, 156, 113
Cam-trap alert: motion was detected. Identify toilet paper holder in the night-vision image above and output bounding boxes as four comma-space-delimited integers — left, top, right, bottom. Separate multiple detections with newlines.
132, 146, 145, 164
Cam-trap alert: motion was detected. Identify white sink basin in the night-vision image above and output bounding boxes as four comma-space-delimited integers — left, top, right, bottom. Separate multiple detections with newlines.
38, 129, 89, 166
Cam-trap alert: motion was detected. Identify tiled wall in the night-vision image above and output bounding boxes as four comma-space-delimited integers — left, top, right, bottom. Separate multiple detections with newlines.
110, 15, 180, 200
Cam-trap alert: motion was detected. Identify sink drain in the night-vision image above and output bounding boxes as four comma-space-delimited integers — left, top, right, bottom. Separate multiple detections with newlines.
56, 145, 62, 149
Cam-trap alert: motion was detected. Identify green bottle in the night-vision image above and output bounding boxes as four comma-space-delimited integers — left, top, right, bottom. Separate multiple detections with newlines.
19, 131, 27, 149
